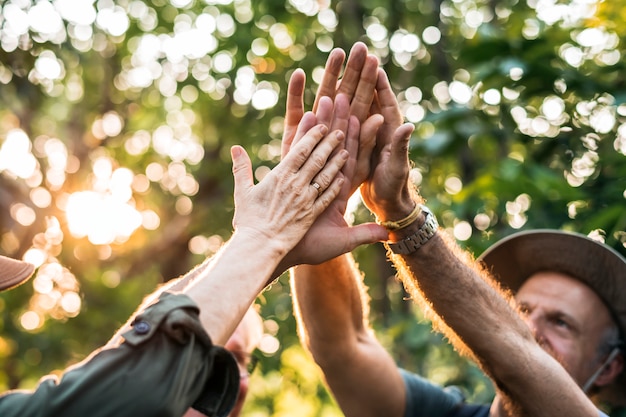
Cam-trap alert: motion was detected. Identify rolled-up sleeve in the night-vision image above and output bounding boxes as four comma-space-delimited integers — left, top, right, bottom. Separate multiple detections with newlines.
0, 292, 239, 417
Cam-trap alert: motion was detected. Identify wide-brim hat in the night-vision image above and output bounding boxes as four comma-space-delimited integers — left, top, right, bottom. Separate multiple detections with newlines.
0, 255, 35, 292
478, 229, 626, 405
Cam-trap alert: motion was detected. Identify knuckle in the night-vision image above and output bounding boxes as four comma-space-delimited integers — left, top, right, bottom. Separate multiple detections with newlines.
316, 172, 330, 187
315, 193, 329, 207
310, 153, 326, 170
296, 145, 311, 162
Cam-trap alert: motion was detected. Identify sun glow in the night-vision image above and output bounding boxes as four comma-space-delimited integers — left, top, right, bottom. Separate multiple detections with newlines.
65, 159, 144, 245
0, 129, 38, 179
65, 190, 142, 245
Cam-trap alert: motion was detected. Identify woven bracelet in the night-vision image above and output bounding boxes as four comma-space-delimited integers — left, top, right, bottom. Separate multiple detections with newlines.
376, 204, 422, 231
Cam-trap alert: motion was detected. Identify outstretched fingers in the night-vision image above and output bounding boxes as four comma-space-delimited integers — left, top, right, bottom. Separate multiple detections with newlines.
231, 144, 253, 184
342, 115, 360, 181
284, 120, 348, 206
314, 42, 372, 115
349, 54, 379, 122
230, 145, 254, 213
313, 48, 347, 112
346, 223, 389, 249
285, 69, 306, 129
289, 97, 334, 153
315, 96, 334, 129
282, 69, 307, 157
351, 113, 384, 194
299, 129, 347, 188
328, 93, 351, 139
291, 111, 321, 150
336, 42, 369, 101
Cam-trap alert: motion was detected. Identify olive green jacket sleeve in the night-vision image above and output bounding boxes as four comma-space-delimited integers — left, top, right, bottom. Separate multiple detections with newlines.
0, 292, 240, 417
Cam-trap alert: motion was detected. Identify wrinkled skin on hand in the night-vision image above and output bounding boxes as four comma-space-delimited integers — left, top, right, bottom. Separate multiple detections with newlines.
276, 43, 391, 271
231, 106, 348, 260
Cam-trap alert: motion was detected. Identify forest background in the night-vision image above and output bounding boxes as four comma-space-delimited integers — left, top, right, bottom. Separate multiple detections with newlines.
0, 0, 625, 415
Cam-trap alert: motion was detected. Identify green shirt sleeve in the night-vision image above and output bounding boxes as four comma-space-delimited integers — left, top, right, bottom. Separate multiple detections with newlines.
0, 292, 239, 417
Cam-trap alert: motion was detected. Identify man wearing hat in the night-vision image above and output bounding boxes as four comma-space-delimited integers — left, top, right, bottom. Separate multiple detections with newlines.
290, 56, 625, 415
293, 228, 625, 416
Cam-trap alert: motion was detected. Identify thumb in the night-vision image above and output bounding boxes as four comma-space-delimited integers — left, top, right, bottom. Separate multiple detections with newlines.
231, 145, 254, 200
346, 223, 389, 250
389, 123, 415, 175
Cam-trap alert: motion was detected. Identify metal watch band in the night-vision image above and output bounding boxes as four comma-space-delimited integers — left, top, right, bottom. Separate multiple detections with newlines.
384, 205, 438, 255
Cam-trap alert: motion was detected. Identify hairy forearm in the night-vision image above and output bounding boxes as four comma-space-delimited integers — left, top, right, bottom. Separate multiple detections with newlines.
292, 253, 368, 363
389, 230, 525, 370
291, 254, 406, 417
389, 227, 597, 416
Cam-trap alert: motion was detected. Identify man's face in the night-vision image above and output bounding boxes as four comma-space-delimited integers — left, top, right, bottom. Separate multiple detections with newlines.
515, 271, 614, 386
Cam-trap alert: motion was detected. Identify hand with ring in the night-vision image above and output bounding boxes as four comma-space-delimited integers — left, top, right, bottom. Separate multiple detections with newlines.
311, 181, 322, 196
231, 96, 350, 263
274, 76, 389, 272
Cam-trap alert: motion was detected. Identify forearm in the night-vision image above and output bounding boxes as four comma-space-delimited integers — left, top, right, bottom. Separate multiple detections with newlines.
113, 229, 286, 348
389, 223, 597, 416
291, 254, 406, 417
388, 226, 525, 368
106, 256, 213, 346
184, 229, 285, 345
292, 253, 369, 363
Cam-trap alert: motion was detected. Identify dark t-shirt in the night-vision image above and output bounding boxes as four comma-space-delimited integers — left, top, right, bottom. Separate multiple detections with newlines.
401, 368, 610, 417
401, 368, 479, 417
445, 404, 490, 417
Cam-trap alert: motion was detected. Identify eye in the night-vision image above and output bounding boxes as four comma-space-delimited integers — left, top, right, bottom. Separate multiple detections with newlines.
551, 316, 571, 330
517, 304, 531, 316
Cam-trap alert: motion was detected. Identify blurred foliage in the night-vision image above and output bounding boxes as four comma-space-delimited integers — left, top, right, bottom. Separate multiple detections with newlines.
0, 0, 625, 416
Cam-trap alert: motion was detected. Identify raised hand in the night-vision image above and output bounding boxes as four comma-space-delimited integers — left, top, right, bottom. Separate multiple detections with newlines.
231, 107, 348, 258
272, 43, 406, 273
313, 42, 379, 121
360, 68, 417, 223
283, 43, 383, 194
274, 95, 388, 272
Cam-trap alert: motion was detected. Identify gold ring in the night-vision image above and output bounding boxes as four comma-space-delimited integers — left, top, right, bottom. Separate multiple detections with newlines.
311, 182, 322, 195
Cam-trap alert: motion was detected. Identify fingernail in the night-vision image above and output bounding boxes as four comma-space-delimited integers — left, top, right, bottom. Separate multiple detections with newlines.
319, 125, 328, 135
335, 131, 345, 140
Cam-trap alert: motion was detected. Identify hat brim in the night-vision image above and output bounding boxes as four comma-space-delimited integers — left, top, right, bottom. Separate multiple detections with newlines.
0, 255, 35, 292
478, 229, 626, 405
478, 230, 626, 334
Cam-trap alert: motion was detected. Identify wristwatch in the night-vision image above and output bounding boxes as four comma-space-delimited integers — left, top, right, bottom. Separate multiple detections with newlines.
384, 205, 439, 255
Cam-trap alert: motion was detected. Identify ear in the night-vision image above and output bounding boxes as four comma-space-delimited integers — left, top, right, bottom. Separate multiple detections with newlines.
593, 351, 624, 387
